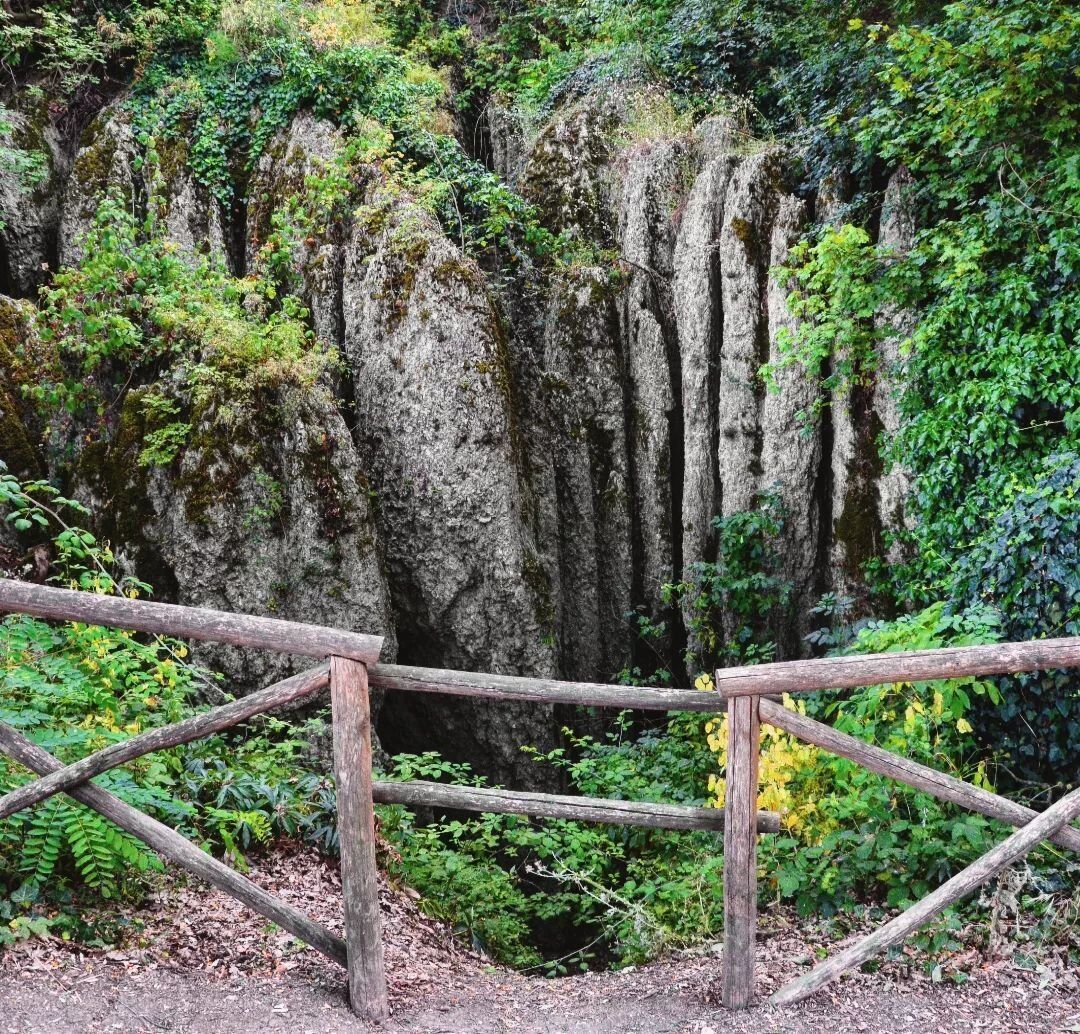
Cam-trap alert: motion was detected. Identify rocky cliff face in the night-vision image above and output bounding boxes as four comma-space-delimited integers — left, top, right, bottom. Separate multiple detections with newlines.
511, 87, 913, 658
0, 84, 914, 784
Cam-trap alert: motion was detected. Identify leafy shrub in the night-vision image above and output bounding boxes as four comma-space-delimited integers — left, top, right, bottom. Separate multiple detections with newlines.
947, 454, 1080, 785
131, 5, 557, 260
35, 195, 330, 450
765, 223, 901, 418
699, 603, 1008, 915
860, 2, 1080, 605
665, 490, 791, 669
0, 465, 340, 924
0, 0, 218, 98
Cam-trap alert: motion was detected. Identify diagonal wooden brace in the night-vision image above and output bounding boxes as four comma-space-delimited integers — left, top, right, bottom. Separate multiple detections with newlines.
771, 780, 1080, 1006
759, 699, 1080, 853
0, 721, 347, 968
0, 664, 329, 821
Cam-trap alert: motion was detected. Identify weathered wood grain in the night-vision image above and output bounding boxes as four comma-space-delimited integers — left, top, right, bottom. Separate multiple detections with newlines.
771, 781, 1080, 1006
370, 663, 728, 712
371, 779, 781, 833
715, 637, 1080, 698
0, 579, 383, 664
0, 665, 330, 821
722, 694, 761, 1009
330, 657, 388, 1021
0, 721, 347, 967
759, 699, 1080, 853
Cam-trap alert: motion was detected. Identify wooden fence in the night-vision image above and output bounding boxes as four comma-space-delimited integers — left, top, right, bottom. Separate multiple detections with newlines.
0, 578, 1077, 1018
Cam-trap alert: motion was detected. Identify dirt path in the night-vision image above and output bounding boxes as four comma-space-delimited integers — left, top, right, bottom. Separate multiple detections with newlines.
0, 846, 1075, 1034
0, 952, 1076, 1034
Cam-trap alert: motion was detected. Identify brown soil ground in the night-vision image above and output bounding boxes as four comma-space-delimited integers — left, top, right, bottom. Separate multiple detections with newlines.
0, 845, 1076, 1034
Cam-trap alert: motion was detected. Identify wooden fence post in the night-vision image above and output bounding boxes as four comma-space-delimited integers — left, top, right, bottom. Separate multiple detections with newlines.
722, 693, 761, 1009
330, 656, 389, 1021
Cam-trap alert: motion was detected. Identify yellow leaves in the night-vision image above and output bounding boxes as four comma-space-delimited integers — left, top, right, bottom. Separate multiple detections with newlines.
956, 717, 973, 734
694, 673, 714, 692
704, 716, 725, 754
702, 694, 822, 835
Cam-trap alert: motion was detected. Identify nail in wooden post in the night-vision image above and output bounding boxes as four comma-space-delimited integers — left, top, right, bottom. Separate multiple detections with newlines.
722, 693, 760, 1009
330, 656, 388, 1021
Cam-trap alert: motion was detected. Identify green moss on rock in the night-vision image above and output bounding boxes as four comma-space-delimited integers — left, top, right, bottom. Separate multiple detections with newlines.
0, 298, 54, 478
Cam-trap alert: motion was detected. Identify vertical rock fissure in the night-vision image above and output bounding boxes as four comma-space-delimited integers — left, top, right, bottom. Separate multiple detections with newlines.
704, 234, 724, 563
228, 196, 248, 278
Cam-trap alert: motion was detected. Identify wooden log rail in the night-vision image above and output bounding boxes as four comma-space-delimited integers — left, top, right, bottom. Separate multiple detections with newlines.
2, 577, 1079, 1017
0, 580, 383, 664
369, 662, 730, 712
714, 637, 1080, 698
372, 780, 780, 834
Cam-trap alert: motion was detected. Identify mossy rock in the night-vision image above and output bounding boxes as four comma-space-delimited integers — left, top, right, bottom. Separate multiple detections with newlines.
0, 296, 55, 478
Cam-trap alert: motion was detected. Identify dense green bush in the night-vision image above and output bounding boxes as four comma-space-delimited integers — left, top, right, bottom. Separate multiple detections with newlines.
665, 490, 791, 669
131, 3, 556, 259
0, 0, 218, 97
764, 3, 1080, 779
947, 454, 1080, 784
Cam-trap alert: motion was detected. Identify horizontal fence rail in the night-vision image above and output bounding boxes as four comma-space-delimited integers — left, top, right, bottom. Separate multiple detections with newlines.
0, 580, 383, 664
715, 637, 1080, 698
372, 780, 780, 833
369, 663, 728, 712
0, 664, 331, 821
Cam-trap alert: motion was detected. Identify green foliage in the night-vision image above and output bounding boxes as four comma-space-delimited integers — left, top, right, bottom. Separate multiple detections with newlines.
765, 224, 899, 417
665, 491, 791, 668
0, 0, 219, 98
760, 3, 1080, 784
764, 604, 1010, 916
131, 3, 557, 260
837, 2, 1080, 603
35, 195, 330, 443
378, 722, 732, 969
946, 453, 1080, 783
0, 466, 340, 924
707, 603, 1018, 921
468, 0, 928, 173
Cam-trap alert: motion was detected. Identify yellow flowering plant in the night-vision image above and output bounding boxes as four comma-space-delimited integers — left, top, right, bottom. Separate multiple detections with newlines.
695, 603, 1007, 914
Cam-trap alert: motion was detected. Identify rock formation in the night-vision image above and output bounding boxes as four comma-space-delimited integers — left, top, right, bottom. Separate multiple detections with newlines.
0, 82, 920, 783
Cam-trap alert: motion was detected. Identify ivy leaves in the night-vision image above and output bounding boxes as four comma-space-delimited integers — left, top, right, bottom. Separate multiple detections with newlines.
947, 454, 1080, 781
765, 224, 900, 418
